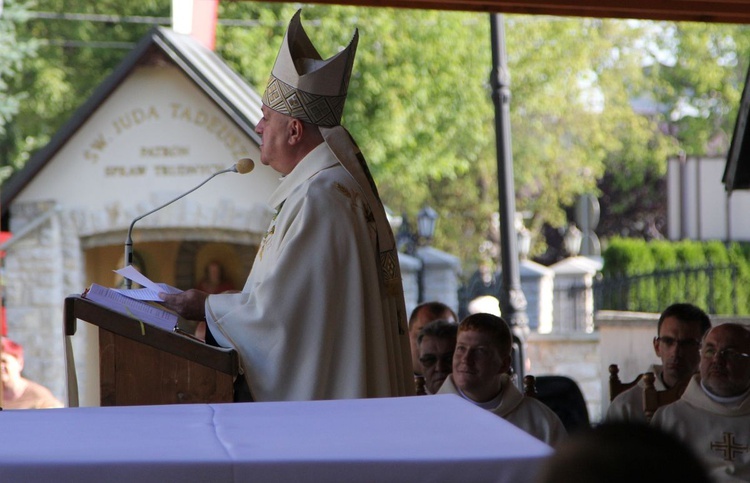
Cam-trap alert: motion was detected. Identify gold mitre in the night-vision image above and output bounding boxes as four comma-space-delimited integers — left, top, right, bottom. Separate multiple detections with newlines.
262, 10, 359, 127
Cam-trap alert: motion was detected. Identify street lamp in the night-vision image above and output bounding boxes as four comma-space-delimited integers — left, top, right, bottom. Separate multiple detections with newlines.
515, 213, 531, 260
396, 205, 438, 256
417, 206, 438, 245
396, 206, 440, 304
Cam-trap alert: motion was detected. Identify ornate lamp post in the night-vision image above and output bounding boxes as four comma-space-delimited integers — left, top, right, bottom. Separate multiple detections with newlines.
490, 13, 529, 382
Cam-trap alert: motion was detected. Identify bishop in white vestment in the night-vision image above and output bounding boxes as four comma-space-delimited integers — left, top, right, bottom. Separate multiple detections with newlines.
162, 10, 412, 402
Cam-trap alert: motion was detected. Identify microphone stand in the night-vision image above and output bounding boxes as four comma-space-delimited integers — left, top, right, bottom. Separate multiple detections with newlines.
123, 164, 242, 289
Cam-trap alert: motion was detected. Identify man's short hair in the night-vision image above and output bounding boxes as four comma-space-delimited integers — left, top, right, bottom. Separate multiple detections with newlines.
657, 303, 712, 335
417, 319, 458, 345
409, 301, 457, 331
458, 313, 512, 357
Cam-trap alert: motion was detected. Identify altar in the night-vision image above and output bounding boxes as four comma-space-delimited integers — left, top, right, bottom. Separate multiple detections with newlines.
0, 394, 552, 482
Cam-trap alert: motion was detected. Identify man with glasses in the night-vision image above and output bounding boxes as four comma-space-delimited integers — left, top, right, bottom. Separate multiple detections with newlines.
652, 323, 750, 482
408, 302, 457, 394
417, 319, 458, 395
607, 303, 711, 422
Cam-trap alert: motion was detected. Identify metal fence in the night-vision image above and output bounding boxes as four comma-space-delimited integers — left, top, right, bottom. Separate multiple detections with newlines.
463, 264, 742, 333
592, 265, 740, 315
552, 280, 595, 333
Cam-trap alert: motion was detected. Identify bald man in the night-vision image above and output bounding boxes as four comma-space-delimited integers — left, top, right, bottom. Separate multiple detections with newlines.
652, 323, 750, 482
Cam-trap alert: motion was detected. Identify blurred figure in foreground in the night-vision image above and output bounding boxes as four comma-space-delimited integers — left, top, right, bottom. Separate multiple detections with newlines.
536, 422, 710, 483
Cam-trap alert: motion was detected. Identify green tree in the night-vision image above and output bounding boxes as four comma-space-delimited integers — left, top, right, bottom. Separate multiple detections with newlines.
0, 0, 168, 175
596, 23, 750, 242
648, 22, 750, 156
218, 7, 673, 269
0, 0, 36, 180
6, 3, 748, 275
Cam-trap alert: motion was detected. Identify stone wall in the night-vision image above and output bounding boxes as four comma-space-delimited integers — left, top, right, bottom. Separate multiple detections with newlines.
4, 204, 70, 403
4, 198, 270, 406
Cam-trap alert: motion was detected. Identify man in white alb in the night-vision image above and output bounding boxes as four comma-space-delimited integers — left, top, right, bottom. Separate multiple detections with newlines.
438, 313, 566, 446
652, 323, 750, 482
606, 302, 711, 422
161, 10, 412, 402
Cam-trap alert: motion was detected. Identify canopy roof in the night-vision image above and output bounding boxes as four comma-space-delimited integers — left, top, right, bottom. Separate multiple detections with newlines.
271, 0, 750, 24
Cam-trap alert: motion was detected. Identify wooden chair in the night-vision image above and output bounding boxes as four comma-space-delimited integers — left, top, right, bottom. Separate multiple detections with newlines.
642, 372, 690, 422
523, 375, 538, 398
414, 374, 427, 396
608, 364, 644, 401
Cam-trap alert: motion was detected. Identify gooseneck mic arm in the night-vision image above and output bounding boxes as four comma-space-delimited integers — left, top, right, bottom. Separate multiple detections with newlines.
123, 158, 255, 289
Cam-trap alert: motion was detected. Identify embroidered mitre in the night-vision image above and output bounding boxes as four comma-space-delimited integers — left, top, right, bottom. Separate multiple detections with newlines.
262, 10, 358, 127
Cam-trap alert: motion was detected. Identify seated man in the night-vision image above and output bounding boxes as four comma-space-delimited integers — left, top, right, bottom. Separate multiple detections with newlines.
651, 323, 750, 482
607, 302, 711, 422
408, 302, 457, 386
438, 313, 566, 446
1, 337, 63, 409
417, 319, 457, 394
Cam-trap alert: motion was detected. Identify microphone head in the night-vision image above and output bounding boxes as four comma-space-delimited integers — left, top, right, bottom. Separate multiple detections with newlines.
234, 158, 255, 174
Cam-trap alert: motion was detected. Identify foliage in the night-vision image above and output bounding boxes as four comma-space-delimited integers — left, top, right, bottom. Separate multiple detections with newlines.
646, 22, 750, 156
2, 3, 750, 276
217, 7, 680, 271
592, 23, 750, 243
601, 238, 749, 314
0, 0, 36, 179
0, 0, 168, 177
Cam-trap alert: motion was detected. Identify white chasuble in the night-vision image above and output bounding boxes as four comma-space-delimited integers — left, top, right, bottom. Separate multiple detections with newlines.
438, 375, 567, 446
651, 375, 750, 482
205, 142, 412, 401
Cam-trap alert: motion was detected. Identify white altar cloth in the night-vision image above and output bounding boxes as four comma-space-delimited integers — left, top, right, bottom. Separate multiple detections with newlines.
0, 394, 552, 482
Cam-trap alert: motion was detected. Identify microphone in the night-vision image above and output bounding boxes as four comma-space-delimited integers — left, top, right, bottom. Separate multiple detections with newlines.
123, 158, 255, 288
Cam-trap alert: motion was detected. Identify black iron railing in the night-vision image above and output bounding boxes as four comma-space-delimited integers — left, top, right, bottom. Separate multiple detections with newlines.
592, 265, 739, 315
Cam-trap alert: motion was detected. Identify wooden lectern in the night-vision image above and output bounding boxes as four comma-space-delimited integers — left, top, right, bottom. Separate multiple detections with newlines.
64, 295, 239, 406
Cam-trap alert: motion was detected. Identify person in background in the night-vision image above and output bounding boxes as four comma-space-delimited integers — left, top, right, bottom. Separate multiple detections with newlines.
651, 323, 750, 482
1, 337, 63, 409
409, 302, 457, 375
417, 319, 457, 394
438, 313, 566, 446
607, 302, 711, 422
195, 260, 236, 294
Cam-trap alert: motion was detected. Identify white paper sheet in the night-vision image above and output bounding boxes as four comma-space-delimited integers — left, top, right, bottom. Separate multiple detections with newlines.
113, 265, 183, 301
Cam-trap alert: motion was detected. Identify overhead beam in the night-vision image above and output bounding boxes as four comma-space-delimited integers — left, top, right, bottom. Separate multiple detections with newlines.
249, 0, 750, 24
